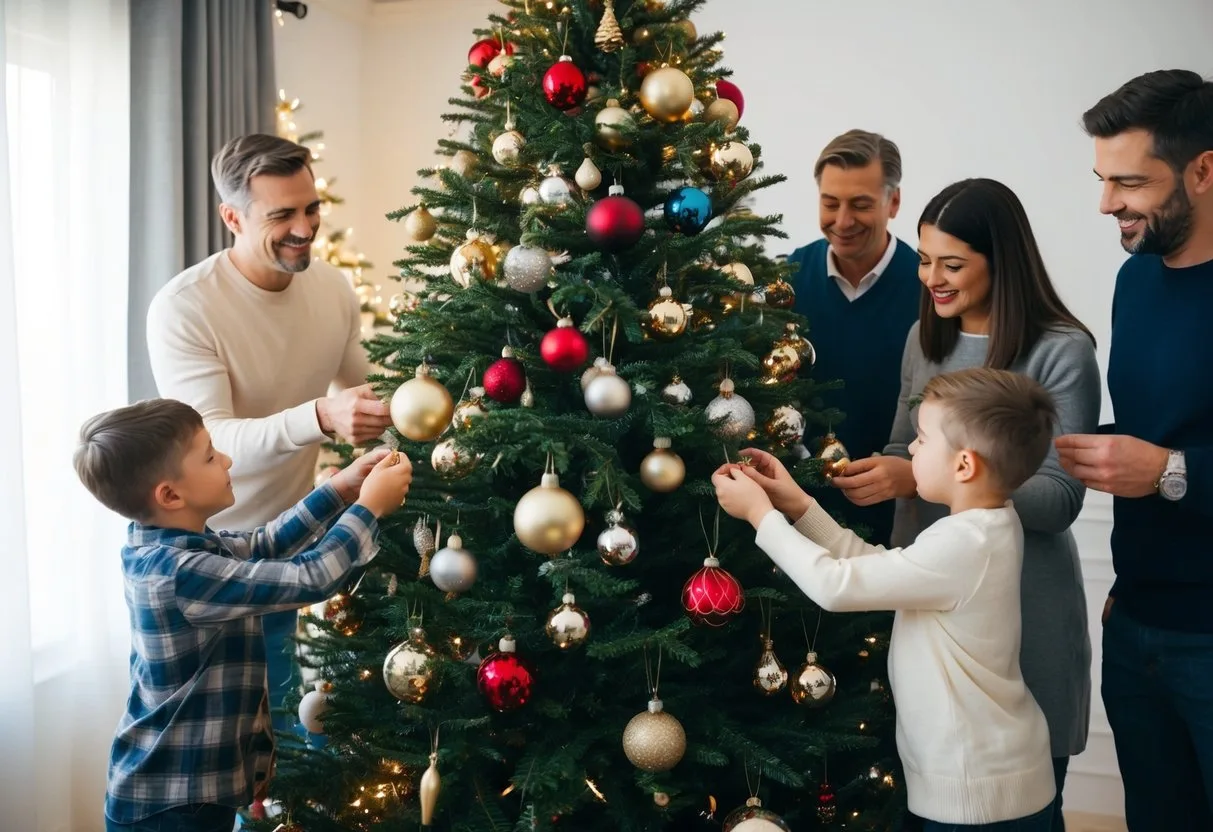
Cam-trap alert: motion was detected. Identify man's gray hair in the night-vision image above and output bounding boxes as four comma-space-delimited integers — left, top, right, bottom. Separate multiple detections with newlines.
210, 133, 313, 212
814, 129, 903, 194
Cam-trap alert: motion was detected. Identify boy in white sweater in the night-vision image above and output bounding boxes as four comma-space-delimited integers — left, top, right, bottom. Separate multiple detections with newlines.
713, 367, 1058, 831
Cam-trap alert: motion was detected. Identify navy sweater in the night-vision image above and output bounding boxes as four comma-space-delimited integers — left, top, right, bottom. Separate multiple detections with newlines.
1107, 253, 1213, 632
785, 237, 922, 545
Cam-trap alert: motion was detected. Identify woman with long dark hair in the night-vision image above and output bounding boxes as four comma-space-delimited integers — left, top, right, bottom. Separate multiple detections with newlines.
832, 178, 1100, 830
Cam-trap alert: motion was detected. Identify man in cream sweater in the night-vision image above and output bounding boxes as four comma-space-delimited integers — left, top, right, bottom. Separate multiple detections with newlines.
146, 133, 394, 735
714, 368, 1057, 830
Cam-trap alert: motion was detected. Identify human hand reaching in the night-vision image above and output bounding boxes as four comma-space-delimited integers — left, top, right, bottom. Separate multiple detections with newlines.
733, 447, 813, 519
830, 456, 916, 506
328, 447, 391, 504
316, 384, 394, 444
355, 450, 414, 517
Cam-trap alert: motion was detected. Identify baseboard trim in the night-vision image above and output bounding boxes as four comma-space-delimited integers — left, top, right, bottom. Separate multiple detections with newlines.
1064, 810, 1126, 831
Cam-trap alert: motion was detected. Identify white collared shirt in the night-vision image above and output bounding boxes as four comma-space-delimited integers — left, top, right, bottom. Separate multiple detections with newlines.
827, 233, 899, 301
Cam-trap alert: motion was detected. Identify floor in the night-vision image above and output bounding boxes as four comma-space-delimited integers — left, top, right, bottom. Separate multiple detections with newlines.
1065, 812, 1127, 832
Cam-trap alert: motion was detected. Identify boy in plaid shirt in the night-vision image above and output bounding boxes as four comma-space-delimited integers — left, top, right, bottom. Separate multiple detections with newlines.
74, 399, 412, 832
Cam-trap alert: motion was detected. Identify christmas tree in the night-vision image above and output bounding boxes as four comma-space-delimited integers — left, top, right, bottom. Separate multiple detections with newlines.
258, 2, 904, 830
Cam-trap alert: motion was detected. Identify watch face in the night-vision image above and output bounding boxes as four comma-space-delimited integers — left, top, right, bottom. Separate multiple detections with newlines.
1161, 475, 1187, 501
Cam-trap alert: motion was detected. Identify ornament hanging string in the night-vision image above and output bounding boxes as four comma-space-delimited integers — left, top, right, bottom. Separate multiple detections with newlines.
759, 597, 774, 641
801, 609, 823, 653
643, 642, 664, 699
744, 757, 763, 800
698, 504, 721, 558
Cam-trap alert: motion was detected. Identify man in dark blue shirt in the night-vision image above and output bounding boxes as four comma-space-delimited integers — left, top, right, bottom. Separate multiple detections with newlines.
1057, 69, 1213, 831
783, 130, 921, 546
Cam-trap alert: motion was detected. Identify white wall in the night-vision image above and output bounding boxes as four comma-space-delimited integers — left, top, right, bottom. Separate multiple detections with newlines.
276, 0, 1213, 821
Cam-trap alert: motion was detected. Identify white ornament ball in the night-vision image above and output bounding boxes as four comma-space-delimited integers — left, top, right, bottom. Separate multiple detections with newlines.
584, 368, 632, 418
491, 130, 526, 165
520, 185, 541, 205
538, 172, 575, 206
298, 682, 331, 734
705, 379, 755, 439
502, 244, 553, 293
430, 533, 478, 593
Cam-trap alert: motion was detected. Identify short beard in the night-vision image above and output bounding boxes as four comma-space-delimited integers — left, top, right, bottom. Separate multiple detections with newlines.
275, 252, 312, 273
1123, 181, 1194, 257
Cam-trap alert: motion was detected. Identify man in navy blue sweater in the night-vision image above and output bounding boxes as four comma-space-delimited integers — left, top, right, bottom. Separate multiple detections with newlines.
1057, 69, 1213, 831
784, 130, 921, 546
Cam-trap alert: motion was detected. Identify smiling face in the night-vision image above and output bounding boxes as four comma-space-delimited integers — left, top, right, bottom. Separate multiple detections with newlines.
818, 160, 900, 267
224, 167, 322, 276
1094, 128, 1195, 257
917, 224, 993, 333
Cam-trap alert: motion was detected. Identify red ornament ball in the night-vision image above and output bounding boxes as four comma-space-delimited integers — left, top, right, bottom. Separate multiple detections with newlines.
468, 38, 512, 68
483, 351, 527, 403
543, 57, 588, 111
715, 79, 745, 119
477, 637, 535, 712
586, 186, 646, 252
540, 321, 589, 372
681, 557, 745, 626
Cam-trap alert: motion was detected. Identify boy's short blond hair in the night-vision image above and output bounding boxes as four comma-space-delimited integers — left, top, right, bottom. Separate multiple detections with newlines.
73, 399, 204, 522
921, 368, 1057, 492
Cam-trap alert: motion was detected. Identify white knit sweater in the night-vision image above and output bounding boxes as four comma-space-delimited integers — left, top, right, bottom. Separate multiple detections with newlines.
754, 501, 1055, 824
146, 251, 371, 531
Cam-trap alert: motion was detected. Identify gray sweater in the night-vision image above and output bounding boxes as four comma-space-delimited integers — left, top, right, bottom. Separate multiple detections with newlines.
885, 323, 1101, 758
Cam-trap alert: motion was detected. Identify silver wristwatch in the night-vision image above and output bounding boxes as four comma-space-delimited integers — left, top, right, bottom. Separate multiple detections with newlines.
1159, 450, 1187, 502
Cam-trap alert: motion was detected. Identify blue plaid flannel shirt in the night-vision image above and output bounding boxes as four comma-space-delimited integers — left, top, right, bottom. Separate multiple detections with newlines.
105, 481, 380, 824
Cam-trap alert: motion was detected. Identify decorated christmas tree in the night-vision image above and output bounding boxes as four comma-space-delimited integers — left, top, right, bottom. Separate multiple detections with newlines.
257, 2, 904, 830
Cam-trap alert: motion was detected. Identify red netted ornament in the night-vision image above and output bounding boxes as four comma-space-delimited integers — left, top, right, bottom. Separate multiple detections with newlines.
681, 556, 744, 626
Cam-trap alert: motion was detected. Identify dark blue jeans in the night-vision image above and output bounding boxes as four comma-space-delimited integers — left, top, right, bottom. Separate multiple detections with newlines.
263, 608, 298, 732
106, 805, 236, 832
1103, 601, 1213, 831
922, 805, 1052, 832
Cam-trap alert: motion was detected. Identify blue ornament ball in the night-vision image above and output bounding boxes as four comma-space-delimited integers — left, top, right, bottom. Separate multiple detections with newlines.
663, 186, 713, 235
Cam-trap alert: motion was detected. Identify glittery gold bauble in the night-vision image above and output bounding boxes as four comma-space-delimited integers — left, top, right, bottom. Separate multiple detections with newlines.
762, 325, 816, 385
419, 752, 440, 826
640, 437, 685, 492
390, 364, 454, 442
816, 432, 851, 478
764, 278, 796, 308
622, 697, 687, 772
790, 650, 837, 707
594, 0, 625, 52
323, 593, 362, 636
689, 305, 716, 332
491, 129, 526, 166
754, 637, 789, 695
646, 286, 688, 338
595, 99, 635, 151
765, 405, 806, 447
545, 592, 591, 649
513, 472, 586, 555
704, 98, 739, 131
449, 231, 499, 288
709, 141, 754, 182
431, 438, 478, 478
640, 66, 695, 123
671, 19, 697, 40
404, 205, 437, 241
452, 386, 487, 429
383, 626, 435, 703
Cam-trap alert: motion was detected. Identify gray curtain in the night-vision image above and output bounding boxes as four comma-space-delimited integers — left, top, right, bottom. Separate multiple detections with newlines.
128, 0, 277, 402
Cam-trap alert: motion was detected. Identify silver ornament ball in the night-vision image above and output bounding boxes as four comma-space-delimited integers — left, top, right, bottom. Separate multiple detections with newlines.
430, 533, 478, 593
584, 370, 632, 418
706, 391, 756, 439
503, 244, 554, 293
597, 509, 639, 566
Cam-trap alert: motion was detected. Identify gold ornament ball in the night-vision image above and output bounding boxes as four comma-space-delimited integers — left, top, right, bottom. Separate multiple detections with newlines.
646, 291, 688, 339
545, 592, 591, 650
704, 98, 739, 131
640, 440, 685, 492
632, 25, 655, 45
761, 344, 802, 384
390, 368, 454, 442
431, 438, 477, 478
404, 205, 437, 241
383, 629, 435, 704
709, 141, 755, 182
817, 433, 851, 478
790, 652, 837, 707
671, 18, 697, 40
449, 236, 499, 288
640, 66, 695, 123
595, 99, 635, 151
513, 472, 586, 555
763, 279, 796, 308
623, 699, 687, 772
